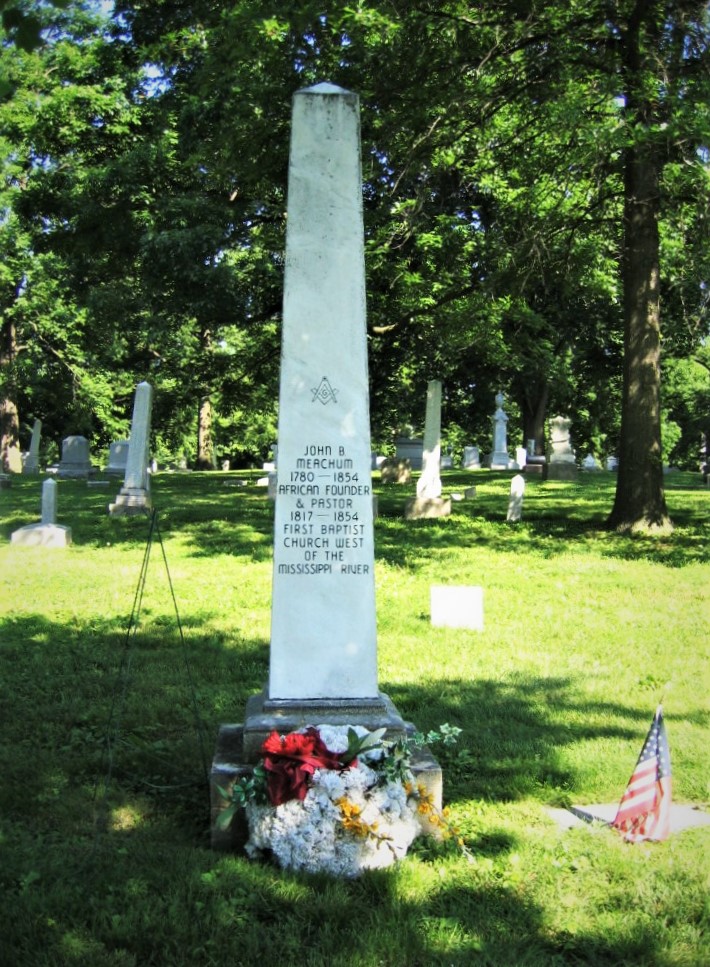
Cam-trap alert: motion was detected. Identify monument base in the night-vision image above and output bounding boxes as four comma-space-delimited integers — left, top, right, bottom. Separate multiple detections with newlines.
240, 689, 408, 761
57, 464, 95, 479
524, 457, 546, 475
405, 496, 452, 520
546, 462, 578, 482
210, 712, 443, 851
109, 488, 152, 515
11, 524, 72, 547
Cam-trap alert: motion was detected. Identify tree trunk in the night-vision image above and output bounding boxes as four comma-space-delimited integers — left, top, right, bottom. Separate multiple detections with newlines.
608, 5, 671, 533
0, 318, 20, 472
197, 393, 214, 470
520, 381, 549, 456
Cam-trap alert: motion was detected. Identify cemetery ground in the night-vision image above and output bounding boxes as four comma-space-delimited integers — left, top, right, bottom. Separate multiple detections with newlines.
0, 470, 708, 967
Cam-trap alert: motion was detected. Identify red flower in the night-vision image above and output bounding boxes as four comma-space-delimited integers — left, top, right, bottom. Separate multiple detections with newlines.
261, 728, 348, 806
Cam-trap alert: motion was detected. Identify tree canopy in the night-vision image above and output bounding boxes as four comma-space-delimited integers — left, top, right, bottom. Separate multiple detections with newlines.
1, 0, 708, 529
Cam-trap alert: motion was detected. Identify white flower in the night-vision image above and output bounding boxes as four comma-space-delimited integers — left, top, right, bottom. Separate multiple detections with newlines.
244, 724, 426, 876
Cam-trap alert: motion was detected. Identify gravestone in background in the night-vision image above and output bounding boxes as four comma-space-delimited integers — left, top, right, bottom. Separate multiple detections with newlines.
547, 415, 578, 481
211, 83, 440, 848
395, 437, 423, 470
462, 445, 481, 470
11, 478, 72, 547
22, 419, 42, 474
57, 436, 94, 478
109, 382, 153, 516
506, 473, 525, 522
106, 440, 129, 476
488, 391, 514, 469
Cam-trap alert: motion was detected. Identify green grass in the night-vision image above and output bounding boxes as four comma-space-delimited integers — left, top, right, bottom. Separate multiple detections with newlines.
0, 469, 708, 966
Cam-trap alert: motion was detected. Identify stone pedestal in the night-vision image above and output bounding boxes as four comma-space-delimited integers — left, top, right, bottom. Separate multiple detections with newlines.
11, 523, 72, 547
109, 487, 152, 515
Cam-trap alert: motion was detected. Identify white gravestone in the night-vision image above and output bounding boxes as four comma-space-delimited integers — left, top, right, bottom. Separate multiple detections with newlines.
11, 478, 72, 546
269, 84, 380, 703
57, 435, 93, 478
23, 419, 42, 474
417, 380, 443, 499
106, 440, 129, 476
489, 392, 513, 469
462, 445, 480, 469
109, 382, 153, 515
431, 586, 484, 631
507, 473, 525, 522
405, 380, 451, 519
547, 415, 577, 481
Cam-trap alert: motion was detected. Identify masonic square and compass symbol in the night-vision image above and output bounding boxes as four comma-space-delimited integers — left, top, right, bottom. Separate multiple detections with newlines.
311, 376, 339, 405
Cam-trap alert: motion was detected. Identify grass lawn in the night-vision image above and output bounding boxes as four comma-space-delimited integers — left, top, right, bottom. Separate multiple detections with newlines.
0, 468, 708, 966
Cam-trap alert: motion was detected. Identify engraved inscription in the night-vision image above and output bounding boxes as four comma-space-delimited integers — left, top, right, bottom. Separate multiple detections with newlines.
277, 439, 371, 576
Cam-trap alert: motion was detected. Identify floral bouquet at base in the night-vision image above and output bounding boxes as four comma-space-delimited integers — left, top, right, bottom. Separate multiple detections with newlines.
217, 723, 462, 878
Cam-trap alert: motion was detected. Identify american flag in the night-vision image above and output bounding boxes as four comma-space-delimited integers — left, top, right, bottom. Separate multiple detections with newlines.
612, 705, 672, 843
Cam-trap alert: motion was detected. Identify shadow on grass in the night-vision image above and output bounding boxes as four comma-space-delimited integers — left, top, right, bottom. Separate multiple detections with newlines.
1, 611, 704, 965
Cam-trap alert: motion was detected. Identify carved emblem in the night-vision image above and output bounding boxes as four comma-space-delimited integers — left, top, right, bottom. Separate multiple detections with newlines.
311, 376, 339, 405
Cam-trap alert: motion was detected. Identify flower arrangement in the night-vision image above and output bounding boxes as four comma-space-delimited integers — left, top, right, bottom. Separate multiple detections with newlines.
217, 723, 462, 877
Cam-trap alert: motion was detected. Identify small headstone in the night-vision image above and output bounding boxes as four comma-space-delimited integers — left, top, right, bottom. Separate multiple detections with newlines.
371, 453, 385, 470
488, 392, 514, 469
582, 454, 599, 471
462, 445, 481, 470
506, 473, 525, 522
606, 455, 618, 471
222, 459, 230, 471
57, 436, 94, 478
105, 440, 129, 476
380, 458, 411, 484
440, 454, 453, 469
109, 382, 153, 515
395, 436, 423, 470
515, 446, 527, 468
430, 585, 484, 630
11, 478, 72, 547
464, 486, 477, 499
23, 419, 42, 474
267, 471, 277, 500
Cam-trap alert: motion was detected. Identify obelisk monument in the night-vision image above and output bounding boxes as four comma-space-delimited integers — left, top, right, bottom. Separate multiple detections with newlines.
211, 83, 441, 848
241, 83, 406, 752
109, 381, 153, 515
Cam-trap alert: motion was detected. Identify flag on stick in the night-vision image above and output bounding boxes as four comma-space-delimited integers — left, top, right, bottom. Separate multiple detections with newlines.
612, 705, 672, 843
